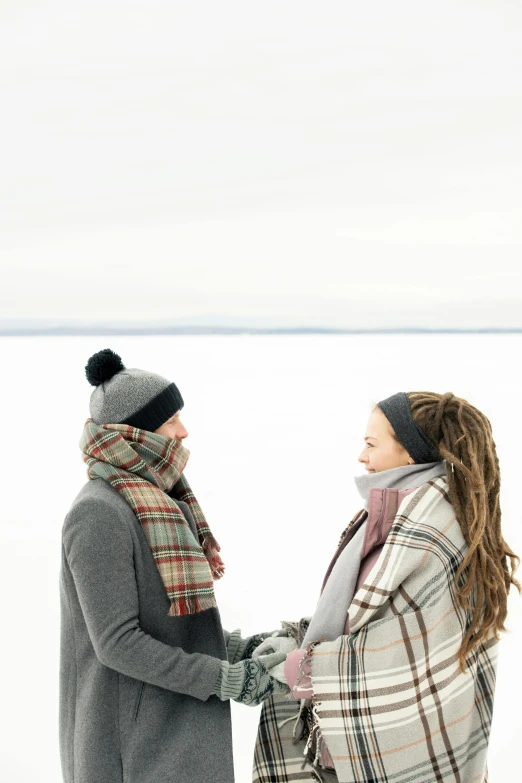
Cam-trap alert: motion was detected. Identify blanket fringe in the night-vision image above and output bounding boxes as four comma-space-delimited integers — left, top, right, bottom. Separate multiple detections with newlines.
304, 699, 332, 770
293, 640, 335, 772
294, 638, 324, 695
275, 638, 336, 772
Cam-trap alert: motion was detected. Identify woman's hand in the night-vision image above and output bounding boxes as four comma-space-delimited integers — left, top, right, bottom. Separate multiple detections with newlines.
226, 626, 291, 664
251, 634, 298, 659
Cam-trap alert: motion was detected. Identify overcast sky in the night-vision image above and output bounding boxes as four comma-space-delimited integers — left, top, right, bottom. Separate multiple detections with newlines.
2, 1, 522, 327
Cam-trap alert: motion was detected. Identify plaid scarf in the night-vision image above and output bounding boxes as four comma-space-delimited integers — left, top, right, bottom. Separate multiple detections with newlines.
80, 419, 225, 617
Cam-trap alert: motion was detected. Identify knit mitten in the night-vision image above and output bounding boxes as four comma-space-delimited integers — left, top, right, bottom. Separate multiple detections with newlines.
226, 627, 289, 665
213, 650, 289, 706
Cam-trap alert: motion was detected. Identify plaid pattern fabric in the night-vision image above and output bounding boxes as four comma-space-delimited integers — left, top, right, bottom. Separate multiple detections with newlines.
253, 477, 497, 783
80, 419, 225, 616
253, 619, 326, 783
254, 690, 326, 782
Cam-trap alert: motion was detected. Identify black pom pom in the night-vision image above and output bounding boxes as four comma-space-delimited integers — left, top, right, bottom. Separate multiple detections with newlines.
85, 348, 125, 387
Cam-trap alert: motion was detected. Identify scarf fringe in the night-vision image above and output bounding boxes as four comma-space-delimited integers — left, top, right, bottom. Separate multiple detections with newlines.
168, 595, 217, 617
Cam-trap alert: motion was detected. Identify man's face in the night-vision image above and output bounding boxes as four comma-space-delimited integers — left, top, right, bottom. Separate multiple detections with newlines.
154, 411, 189, 440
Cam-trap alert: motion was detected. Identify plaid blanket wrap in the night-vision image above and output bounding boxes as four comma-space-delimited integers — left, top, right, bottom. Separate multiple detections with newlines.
253, 477, 497, 783
80, 419, 225, 617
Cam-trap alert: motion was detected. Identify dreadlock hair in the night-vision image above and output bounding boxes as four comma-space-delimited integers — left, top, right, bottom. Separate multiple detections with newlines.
402, 391, 520, 671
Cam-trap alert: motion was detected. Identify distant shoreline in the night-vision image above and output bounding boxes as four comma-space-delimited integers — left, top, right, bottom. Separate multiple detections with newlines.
2, 326, 522, 336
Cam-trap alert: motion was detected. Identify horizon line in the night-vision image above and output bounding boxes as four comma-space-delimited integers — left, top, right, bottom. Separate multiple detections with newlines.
3, 326, 522, 337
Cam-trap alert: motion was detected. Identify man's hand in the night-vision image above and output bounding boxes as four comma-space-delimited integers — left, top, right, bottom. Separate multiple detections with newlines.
213, 651, 290, 706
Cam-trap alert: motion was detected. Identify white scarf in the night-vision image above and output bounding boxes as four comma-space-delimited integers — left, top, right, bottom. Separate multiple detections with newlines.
301, 460, 448, 648
354, 460, 447, 509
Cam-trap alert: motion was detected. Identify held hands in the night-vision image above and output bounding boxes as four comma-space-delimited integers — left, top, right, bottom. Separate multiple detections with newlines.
213, 650, 290, 706
252, 634, 298, 685
226, 627, 290, 665
224, 624, 297, 693
252, 634, 298, 659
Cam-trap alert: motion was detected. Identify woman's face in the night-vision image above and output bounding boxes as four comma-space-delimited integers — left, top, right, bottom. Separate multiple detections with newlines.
358, 406, 413, 473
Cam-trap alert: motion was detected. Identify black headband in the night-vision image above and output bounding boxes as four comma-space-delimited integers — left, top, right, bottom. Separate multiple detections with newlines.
377, 392, 441, 464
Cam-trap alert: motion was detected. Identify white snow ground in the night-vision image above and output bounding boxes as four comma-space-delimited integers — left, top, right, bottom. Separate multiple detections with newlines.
1, 334, 520, 782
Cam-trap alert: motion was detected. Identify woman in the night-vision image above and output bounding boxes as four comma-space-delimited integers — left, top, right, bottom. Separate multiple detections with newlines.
252, 391, 519, 783
59, 349, 287, 783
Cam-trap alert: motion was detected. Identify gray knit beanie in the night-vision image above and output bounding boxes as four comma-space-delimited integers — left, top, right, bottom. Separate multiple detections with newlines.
85, 348, 184, 431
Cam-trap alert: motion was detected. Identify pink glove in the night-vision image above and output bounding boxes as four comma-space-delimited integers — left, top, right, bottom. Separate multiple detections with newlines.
284, 647, 313, 699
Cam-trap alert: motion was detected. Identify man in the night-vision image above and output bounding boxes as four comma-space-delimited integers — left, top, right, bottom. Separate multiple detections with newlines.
59, 348, 287, 783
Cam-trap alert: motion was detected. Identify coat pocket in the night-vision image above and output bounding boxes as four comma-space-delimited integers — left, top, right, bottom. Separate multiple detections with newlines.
133, 681, 146, 721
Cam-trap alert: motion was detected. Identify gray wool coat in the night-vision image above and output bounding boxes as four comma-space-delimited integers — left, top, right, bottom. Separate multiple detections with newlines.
59, 477, 235, 783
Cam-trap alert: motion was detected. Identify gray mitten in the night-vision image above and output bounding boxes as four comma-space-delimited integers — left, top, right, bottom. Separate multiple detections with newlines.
213, 650, 290, 706
251, 636, 297, 686
252, 635, 297, 659
226, 627, 288, 664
